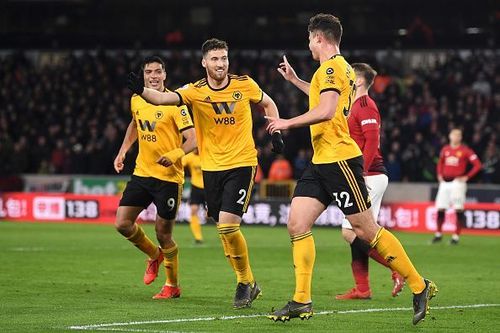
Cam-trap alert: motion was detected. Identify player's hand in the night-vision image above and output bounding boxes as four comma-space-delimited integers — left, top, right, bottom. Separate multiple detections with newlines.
437, 175, 444, 183
456, 176, 468, 182
277, 55, 298, 82
127, 72, 144, 95
114, 153, 126, 173
271, 132, 284, 154
265, 116, 291, 133
156, 156, 173, 168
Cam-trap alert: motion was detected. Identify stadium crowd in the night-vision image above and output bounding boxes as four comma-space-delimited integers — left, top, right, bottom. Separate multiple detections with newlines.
0, 49, 499, 183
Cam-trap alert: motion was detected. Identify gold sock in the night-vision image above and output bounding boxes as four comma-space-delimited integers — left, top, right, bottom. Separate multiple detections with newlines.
190, 215, 203, 241
162, 244, 179, 287
291, 232, 315, 304
126, 224, 159, 259
371, 228, 425, 294
217, 223, 254, 284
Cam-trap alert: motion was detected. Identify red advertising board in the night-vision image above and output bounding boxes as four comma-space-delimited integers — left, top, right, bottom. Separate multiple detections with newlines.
0, 192, 119, 223
1, 192, 499, 235
378, 202, 500, 236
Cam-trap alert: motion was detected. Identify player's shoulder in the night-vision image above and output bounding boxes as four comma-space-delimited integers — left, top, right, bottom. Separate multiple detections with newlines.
130, 93, 145, 107
191, 78, 207, 89
228, 73, 251, 81
229, 74, 259, 91
460, 144, 475, 153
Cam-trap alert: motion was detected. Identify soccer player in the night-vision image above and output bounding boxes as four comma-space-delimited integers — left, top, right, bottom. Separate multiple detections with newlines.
114, 56, 197, 300
266, 14, 436, 324
432, 128, 482, 244
127, 38, 284, 309
183, 149, 205, 243
278, 58, 405, 299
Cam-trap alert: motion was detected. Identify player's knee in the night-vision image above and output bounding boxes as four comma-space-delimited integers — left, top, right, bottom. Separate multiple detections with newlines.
287, 218, 309, 236
114, 219, 134, 236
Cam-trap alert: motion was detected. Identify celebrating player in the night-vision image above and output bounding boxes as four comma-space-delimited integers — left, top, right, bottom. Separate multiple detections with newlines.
278, 57, 405, 299
432, 128, 482, 244
266, 14, 436, 324
127, 38, 284, 309
114, 56, 197, 300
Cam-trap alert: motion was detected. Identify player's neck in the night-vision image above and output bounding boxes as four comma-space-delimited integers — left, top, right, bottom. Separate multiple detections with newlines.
450, 142, 461, 148
207, 75, 229, 90
319, 45, 340, 64
355, 89, 368, 101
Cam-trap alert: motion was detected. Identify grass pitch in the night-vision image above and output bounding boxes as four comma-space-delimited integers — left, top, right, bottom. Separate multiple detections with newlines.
1, 221, 499, 332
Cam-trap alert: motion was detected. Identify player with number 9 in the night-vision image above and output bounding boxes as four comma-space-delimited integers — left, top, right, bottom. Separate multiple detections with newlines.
114, 56, 197, 300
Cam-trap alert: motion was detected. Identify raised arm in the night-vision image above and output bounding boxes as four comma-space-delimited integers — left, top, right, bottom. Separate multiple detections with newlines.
114, 119, 137, 173
127, 72, 181, 106
277, 55, 310, 96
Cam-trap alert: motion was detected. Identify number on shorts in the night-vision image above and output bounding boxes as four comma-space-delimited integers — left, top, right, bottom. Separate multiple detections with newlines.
333, 191, 353, 208
167, 198, 176, 211
236, 189, 247, 205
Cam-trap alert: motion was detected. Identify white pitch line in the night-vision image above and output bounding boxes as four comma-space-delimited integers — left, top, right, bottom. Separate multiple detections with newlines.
69, 303, 500, 331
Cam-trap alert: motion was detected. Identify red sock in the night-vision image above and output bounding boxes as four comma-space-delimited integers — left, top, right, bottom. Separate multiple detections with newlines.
351, 259, 370, 292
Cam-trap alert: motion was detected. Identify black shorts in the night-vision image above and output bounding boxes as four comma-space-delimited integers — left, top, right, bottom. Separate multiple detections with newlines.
119, 175, 182, 220
293, 156, 371, 216
202, 166, 256, 220
189, 185, 206, 205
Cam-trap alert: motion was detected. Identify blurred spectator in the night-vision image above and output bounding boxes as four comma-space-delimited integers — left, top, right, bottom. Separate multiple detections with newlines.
0, 49, 498, 184
268, 155, 293, 181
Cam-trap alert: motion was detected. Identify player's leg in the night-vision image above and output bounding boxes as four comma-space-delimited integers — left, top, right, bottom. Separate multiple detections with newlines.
450, 180, 467, 244
334, 157, 436, 325
366, 174, 405, 296
269, 165, 329, 321
189, 186, 204, 243
337, 174, 403, 299
433, 182, 450, 243
336, 223, 372, 300
152, 181, 182, 299
115, 176, 160, 284
208, 167, 260, 308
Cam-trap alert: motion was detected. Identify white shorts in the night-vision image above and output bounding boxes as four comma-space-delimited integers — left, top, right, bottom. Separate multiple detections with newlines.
342, 174, 388, 229
435, 179, 467, 210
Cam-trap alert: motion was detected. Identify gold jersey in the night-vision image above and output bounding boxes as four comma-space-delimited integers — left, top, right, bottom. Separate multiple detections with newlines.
131, 92, 193, 183
175, 74, 262, 171
308, 55, 362, 164
183, 152, 204, 189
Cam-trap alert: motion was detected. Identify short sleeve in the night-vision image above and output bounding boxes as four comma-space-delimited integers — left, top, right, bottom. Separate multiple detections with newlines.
173, 105, 194, 132
317, 62, 343, 95
130, 97, 136, 119
175, 84, 196, 107
247, 77, 264, 103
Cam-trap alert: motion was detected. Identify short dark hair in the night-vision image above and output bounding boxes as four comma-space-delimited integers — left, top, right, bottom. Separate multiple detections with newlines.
308, 13, 342, 44
141, 56, 166, 72
352, 63, 377, 88
201, 38, 229, 56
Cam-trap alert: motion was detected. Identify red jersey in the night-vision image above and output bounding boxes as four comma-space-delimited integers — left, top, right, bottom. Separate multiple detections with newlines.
348, 95, 386, 175
437, 144, 482, 181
